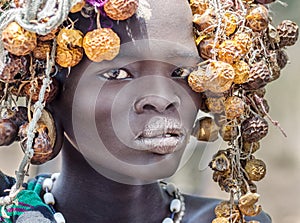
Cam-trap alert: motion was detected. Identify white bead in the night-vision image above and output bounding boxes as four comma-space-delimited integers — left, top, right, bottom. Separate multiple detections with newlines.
166, 183, 176, 196
54, 212, 66, 223
43, 192, 55, 205
162, 217, 174, 223
170, 199, 181, 213
42, 178, 53, 191
51, 173, 60, 181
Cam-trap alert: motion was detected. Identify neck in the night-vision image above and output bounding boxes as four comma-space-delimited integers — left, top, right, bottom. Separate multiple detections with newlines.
52, 138, 171, 222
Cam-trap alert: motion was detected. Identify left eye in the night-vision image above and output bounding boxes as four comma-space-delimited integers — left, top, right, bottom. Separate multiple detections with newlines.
171, 67, 193, 78
101, 69, 133, 80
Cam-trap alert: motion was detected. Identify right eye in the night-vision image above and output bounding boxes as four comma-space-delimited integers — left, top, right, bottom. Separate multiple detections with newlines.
100, 69, 133, 80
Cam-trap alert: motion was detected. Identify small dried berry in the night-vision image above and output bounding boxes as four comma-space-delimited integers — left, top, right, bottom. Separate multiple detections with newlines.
190, 0, 209, 15
212, 218, 229, 223
33, 41, 51, 60
276, 49, 289, 70
233, 60, 250, 84
222, 12, 237, 36
238, 192, 262, 217
0, 55, 29, 83
38, 28, 58, 41
242, 141, 260, 154
57, 28, 84, 49
246, 4, 269, 32
241, 116, 268, 143
218, 40, 240, 64
198, 37, 218, 60
0, 119, 18, 146
2, 22, 37, 56
56, 45, 83, 68
104, 0, 139, 21
215, 201, 241, 220
206, 96, 225, 114
83, 28, 120, 62
245, 159, 266, 181
188, 68, 207, 92
233, 32, 252, 55
70, 0, 86, 13
219, 124, 239, 142
192, 116, 219, 142
3, 106, 28, 127
193, 9, 216, 34
277, 20, 299, 47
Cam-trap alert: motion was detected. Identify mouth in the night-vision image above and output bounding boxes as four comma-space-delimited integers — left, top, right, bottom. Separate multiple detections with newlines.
133, 117, 186, 155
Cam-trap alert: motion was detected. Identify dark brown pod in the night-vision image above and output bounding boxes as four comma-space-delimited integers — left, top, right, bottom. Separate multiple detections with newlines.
3, 106, 28, 127
219, 124, 239, 142
276, 49, 289, 69
245, 159, 266, 181
192, 116, 219, 142
241, 116, 268, 143
0, 55, 29, 83
255, 0, 275, 4
277, 20, 299, 48
0, 119, 18, 146
242, 61, 271, 90
199, 37, 218, 60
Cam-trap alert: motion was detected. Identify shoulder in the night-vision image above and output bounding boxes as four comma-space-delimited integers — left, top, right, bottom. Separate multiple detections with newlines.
182, 194, 272, 223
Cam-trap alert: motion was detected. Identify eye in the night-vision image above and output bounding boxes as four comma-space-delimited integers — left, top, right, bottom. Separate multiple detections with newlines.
101, 69, 133, 80
171, 67, 194, 78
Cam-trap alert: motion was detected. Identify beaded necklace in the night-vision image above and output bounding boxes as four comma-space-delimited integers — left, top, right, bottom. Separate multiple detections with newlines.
40, 173, 185, 223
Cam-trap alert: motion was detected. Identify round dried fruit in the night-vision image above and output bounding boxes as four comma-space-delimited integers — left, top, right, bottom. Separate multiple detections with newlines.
2, 22, 37, 56
188, 68, 207, 92
218, 40, 240, 64
193, 9, 216, 34
3, 106, 28, 127
70, 0, 86, 13
212, 217, 229, 223
38, 28, 58, 41
199, 37, 218, 60
246, 4, 269, 32
233, 60, 250, 84
33, 41, 51, 60
222, 12, 237, 36
224, 96, 244, 120
0, 55, 29, 83
57, 28, 84, 49
233, 32, 252, 55
83, 28, 120, 62
245, 159, 266, 181
190, 0, 209, 15
104, 0, 139, 21
0, 119, 18, 146
238, 192, 262, 217
206, 96, 225, 114
219, 124, 239, 142
210, 151, 230, 172
242, 61, 271, 90
277, 20, 299, 47
215, 201, 241, 220
205, 61, 235, 93
241, 116, 268, 143
242, 141, 260, 154
276, 49, 289, 70
192, 116, 219, 142
56, 45, 83, 68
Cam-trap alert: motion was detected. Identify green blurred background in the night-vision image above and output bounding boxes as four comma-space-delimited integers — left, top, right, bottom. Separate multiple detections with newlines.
0, 1, 299, 222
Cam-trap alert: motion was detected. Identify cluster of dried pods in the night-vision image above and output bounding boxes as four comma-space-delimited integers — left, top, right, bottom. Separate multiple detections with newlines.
0, 0, 138, 165
188, 0, 298, 222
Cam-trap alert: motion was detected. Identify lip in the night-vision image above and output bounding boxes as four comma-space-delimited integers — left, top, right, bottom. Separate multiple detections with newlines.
133, 117, 186, 155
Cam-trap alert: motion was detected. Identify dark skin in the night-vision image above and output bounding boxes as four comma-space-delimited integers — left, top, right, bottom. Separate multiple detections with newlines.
49, 1, 272, 222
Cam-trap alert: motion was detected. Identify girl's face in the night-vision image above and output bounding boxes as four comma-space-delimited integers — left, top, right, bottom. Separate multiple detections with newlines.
54, 1, 203, 184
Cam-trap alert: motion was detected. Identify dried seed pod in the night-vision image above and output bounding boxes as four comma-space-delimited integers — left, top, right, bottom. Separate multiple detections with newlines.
215, 201, 241, 220
0, 55, 29, 83
206, 96, 225, 114
233, 32, 252, 55
219, 124, 238, 142
33, 41, 51, 60
38, 28, 58, 41
188, 68, 207, 92
246, 4, 269, 32
210, 151, 230, 172
222, 12, 237, 36
56, 45, 83, 68
277, 20, 299, 47
276, 49, 289, 69
242, 61, 271, 90
192, 117, 219, 142
3, 106, 28, 127
23, 77, 59, 103
238, 192, 262, 217
205, 61, 235, 93
241, 180, 257, 195
57, 28, 84, 49
83, 28, 120, 62
212, 217, 229, 223
224, 96, 244, 120
198, 37, 218, 60
242, 141, 260, 154
233, 60, 250, 84
241, 116, 268, 143
104, 0, 139, 21
190, 0, 209, 15
218, 40, 240, 64
245, 159, 266, 181
0, 119, 18, 146
255, 0, 275, 3
268, 52, 281, 82
70, 0, 86, 13
2, 22, 37, 56
218, 177, 238, 193
193, 9, 216, 33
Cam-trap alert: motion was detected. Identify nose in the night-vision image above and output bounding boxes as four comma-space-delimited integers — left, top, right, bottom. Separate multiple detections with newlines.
134, 95, 180, 114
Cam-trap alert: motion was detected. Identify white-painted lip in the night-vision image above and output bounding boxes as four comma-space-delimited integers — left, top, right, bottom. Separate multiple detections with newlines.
133, 117, 186, 154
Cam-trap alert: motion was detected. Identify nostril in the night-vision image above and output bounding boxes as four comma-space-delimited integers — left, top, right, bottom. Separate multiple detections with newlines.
143, 104, 156, 111
165, 102, 177, 111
